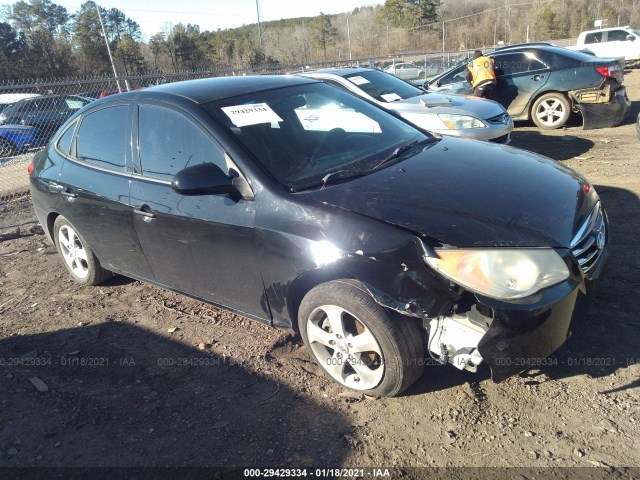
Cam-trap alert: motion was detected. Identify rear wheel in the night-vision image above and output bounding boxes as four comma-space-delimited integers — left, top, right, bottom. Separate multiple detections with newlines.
53, 215, 112, 286
299, 279, 424, 397
531, 93, 571, 129
0, 139, 15, 158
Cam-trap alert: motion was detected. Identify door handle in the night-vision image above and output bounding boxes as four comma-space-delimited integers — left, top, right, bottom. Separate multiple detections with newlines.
532, 74, 544, 81
59, 190, 77, 199
50, 183, 77, 199
134, 208, 156, 223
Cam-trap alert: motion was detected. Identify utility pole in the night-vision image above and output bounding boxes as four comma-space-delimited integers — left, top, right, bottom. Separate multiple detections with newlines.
255, 0, 264, 52
442, 21, 445, 57
95, 3, 122, 92
347, 16, 352, 61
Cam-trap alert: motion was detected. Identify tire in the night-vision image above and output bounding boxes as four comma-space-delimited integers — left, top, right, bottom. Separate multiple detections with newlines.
53, 215, 112, 286
298, 279, 424, 397
0, 139, 15, 158
531, 92, 571, 129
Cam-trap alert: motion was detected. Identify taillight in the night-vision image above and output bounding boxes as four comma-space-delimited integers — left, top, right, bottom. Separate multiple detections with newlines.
596, 65, 619, 79
27, 162, 34, 175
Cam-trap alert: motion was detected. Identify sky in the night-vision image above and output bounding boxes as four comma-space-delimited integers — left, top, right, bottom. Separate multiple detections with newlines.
3, 0, 383, 39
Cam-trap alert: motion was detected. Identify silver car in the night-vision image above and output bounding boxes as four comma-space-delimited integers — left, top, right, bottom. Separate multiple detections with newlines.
298, 68, 513, 143
384, 62, 425, 80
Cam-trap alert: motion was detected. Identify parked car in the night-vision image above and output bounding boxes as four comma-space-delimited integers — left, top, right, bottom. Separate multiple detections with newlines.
0, 124, 45, 158
0, 93, 41, 113
30, 76, 607, 397
575, 26, 640, 62
298, 68, 512, 143
426, 44, 631, 129
384, 62, 426, 80
0, 95, 94, 141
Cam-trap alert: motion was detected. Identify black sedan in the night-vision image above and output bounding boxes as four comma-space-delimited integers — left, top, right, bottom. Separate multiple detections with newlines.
29, 76, 608, 397
426, 44, 630, 130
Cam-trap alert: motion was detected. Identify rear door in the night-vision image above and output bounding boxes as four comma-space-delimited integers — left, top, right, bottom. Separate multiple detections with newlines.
582, 31, 606, 57
52, 103, 153, 279
494, 51, 550, 118
129, 102, 267, 320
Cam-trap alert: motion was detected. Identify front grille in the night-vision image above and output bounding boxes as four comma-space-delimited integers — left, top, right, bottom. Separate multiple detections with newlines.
570, 202, 606, 278
486, 113, 510, 125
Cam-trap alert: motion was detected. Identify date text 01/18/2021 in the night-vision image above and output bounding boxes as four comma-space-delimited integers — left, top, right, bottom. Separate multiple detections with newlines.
243, 468, 391, 477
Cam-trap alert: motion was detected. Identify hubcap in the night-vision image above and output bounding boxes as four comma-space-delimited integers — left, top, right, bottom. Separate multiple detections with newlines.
306, 305, 384, 390
536, 99, 565, 127
58, 225, 90, 279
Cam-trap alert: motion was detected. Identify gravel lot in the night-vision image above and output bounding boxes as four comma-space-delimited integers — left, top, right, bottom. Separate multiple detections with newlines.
1, 71, 639, 474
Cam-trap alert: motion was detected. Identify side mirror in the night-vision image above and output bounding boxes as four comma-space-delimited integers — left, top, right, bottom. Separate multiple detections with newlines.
627, 35, 635, 42
435, 80, 442, 88
172, 163, 236, 196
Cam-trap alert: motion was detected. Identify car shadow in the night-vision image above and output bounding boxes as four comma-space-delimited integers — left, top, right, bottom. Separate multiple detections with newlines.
508, 130, 595, 160
0, 323, 352, 467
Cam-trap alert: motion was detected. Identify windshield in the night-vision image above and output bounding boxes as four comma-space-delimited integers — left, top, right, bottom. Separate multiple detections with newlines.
343, 70, 424, 102
206, 82, 431, 191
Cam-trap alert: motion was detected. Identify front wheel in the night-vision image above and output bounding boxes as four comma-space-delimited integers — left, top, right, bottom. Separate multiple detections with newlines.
53, 215, 113, 285
531, 93, 571, 129
299, 279, 424, 397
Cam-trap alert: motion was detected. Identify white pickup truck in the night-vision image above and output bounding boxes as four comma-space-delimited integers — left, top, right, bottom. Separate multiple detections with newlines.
575, 26, 640, 61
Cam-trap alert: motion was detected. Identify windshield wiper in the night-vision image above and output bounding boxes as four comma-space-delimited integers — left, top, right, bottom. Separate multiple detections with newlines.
371, 137, 440, 171
291, 169, 366, 192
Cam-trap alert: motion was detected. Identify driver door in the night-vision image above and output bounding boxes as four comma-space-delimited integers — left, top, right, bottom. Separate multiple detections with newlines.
428, 64, 473, 95
129, 102, 268, 320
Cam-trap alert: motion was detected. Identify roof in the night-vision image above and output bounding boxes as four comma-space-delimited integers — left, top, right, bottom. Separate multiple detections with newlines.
300, 68, 371, 77
133, 75, 318, 104
0, 93, 40, 105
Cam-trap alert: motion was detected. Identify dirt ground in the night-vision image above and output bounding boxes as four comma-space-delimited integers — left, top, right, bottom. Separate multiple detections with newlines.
1, 71, 639, 475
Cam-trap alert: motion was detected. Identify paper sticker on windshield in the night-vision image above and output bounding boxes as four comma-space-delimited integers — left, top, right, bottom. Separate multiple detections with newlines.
380, 93, 402, 102
221, 103, 283, 127
348, 76, 370, 85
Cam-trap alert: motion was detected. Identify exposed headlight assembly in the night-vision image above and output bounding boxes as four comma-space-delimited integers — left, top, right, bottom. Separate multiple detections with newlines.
438, 114, 485, 130
425, 248, 569, 300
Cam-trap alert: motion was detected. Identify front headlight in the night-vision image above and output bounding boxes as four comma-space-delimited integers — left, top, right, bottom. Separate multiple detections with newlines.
438, 114, 485, 129
425, 248, 569, 300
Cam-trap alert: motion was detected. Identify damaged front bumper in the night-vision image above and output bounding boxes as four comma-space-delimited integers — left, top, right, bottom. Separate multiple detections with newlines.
427, 256, 604, 382
571, 84, 631, 130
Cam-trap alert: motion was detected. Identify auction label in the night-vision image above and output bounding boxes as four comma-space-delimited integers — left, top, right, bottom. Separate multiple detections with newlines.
222, 103, 283, 127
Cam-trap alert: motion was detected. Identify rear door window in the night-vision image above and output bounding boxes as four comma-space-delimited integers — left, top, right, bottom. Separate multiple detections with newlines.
584, 32, 603, 44
76, 105, 129, 171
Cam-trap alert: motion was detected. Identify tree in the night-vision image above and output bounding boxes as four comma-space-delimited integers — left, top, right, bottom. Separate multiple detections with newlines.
313, 13, 338, 62
0, 22, 26, 79
9, 0, 73, 77
383, 0, 441, 29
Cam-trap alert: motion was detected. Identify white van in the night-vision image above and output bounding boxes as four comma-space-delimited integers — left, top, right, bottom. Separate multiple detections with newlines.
576, 26, 640, 61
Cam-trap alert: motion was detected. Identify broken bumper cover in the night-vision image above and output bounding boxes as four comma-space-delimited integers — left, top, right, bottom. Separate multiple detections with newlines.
477, 246, 608, 382
574, 86, 631, 130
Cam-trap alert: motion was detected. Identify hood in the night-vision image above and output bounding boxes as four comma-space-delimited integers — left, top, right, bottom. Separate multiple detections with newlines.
391, 93, 506, 120
304, 137, 597, 248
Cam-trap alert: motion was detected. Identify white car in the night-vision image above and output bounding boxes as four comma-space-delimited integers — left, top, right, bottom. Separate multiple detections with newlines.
384, 62, 426, 81
298, 68, 513, 143
575, 26, 640, 61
